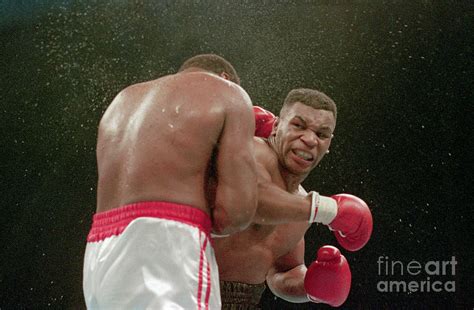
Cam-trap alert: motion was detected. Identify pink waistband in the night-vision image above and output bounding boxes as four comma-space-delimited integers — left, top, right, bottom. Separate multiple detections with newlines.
87, 201, 212, 242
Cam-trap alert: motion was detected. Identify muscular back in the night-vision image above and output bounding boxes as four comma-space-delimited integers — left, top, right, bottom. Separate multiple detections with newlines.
96, 72, 247, 215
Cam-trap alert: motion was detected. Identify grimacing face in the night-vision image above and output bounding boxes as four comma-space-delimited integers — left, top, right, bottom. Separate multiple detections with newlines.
272, 102, 336, 176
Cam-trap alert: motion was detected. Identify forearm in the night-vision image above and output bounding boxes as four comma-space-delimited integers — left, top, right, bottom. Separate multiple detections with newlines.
266, 265, 309, 303
253, 182, 311, 225
214, 150, 258, 234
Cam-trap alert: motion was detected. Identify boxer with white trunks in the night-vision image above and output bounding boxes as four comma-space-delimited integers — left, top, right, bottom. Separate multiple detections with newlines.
214, 89, 373, 308
83, 54, 258, 309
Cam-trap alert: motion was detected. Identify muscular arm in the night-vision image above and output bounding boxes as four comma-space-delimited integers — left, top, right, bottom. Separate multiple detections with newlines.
266, 239, 309, 303
253, 161, 312, 225
212, 86, 258, 235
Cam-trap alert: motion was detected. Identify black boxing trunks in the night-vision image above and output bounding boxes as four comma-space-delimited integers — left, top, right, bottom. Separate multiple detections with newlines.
220, 280, 266, 310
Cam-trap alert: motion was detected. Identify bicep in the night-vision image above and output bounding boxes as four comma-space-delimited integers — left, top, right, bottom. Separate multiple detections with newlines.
212, 88, 257, 229
216, 91, 256, 183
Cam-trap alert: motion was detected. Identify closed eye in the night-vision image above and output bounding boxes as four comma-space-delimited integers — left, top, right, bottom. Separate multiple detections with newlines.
317, 131, 332, 139
291, 120, 305, 130
292, 116, 307, 130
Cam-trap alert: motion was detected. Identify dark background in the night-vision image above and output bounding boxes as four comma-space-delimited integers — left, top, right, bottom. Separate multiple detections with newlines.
1, 0, 472, 308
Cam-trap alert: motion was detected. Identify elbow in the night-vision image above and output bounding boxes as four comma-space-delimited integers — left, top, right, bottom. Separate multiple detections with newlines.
267, 280, 309, 304
213, 192, 257, 235
213, 212, 249, 235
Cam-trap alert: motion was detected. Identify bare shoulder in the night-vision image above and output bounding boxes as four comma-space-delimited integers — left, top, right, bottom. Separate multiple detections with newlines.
99, 79, 159, 124
183, 71, 251, 106
119, 77, 164, 96
254, 137, 278, 168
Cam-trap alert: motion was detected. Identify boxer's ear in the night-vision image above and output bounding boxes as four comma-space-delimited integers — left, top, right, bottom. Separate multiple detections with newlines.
220, 72, 230, 81
271, 117, 280, 136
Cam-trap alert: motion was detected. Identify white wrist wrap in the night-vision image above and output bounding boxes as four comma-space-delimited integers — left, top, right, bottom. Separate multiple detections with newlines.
210, 233, 230, 238
308, 192, 338, 225
308, 191, 320, 223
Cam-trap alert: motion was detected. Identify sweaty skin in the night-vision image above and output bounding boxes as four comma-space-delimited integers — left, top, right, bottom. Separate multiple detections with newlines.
213, 138, 309, 285
213, 104, 336, 301
96, 69, 257, 234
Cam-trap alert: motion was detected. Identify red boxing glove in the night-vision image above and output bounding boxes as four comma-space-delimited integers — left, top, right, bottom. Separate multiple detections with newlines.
253, 106, 276, 138
304, 245, 351, 307
307, 193, 373, 252
329, 194, 373, 252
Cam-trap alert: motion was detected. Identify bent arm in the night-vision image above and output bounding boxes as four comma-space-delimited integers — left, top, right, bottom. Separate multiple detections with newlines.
213, 88, 258, 235
266, 239, 309, 303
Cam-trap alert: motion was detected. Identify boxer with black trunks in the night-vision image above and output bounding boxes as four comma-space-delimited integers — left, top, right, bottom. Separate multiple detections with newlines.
214, 89, 373, 308
83, 54, 258, 309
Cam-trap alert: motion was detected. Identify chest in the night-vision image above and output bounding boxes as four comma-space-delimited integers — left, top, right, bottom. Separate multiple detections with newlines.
250, 222, 309, 258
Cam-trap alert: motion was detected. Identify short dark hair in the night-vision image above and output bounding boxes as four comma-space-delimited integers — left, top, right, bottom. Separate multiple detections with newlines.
178, 54, 240, 85
281, 88, 337, 120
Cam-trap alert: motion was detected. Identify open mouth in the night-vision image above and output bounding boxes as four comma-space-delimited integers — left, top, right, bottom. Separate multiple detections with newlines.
293, 149, 314, 162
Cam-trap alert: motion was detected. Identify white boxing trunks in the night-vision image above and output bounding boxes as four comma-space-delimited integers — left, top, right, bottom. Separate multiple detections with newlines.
83, 201, 220, 310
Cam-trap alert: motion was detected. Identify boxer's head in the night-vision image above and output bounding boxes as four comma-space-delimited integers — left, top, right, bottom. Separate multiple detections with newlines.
280, 88, 337, 120
271, 88, 336, 176
178, 54, 240, 85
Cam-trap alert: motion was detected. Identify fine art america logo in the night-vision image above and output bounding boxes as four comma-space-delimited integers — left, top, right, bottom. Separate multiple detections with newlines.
377, 256, 457, 293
